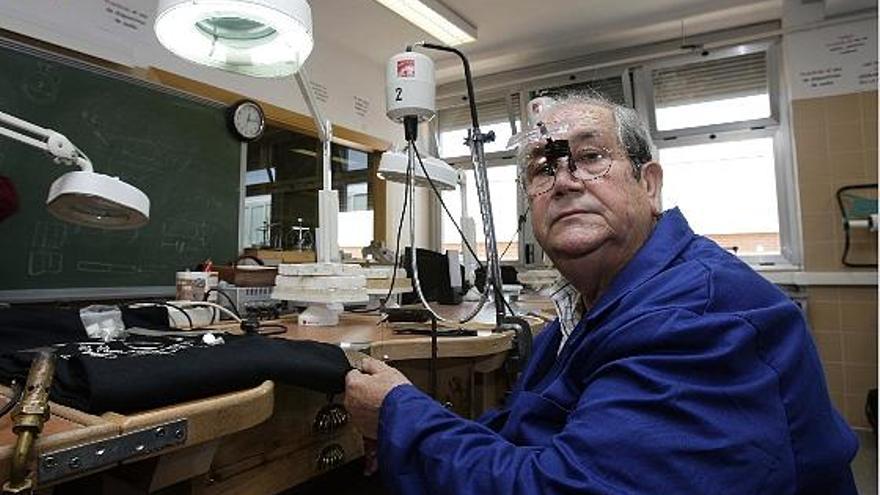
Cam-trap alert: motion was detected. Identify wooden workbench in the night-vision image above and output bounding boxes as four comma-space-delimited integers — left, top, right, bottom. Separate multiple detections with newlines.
0, 307, 537, 494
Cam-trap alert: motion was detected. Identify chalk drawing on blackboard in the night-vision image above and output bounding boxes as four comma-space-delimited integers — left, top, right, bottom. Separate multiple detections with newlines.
76, 261, 139, 273
22, 62, 61, 105
161, 219, 210, 254
30, 222, 68, 249
139, 264, 166, 274
106, 136, 195, 180
80, 109, 111, 147
28, 250, 63, 276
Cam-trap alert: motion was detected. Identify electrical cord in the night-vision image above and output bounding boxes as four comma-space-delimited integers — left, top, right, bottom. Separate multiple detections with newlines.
411, 143, 517, 319
408, 142, 491, 325
203, 287, 242, 324
382, 151, 412, 306
499, 206, 529, 260
175, 300, 242, 323
164, 301, 194, 329
347, 152, 413, 314
490, 206, 529, 317
240, 320, 287, 336
412, 145, 485, 272
127, 301, 194, 330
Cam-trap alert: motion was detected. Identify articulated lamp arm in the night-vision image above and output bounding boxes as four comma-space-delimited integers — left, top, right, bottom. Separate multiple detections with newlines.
293, 68, 339, 263
0, 110, 93, 172
0, 109, 150, 230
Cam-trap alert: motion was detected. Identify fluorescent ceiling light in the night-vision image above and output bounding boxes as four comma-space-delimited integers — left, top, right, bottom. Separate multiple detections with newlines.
154, 0, 314, 77
378, 150, 457, 190
373, 0, 476, 46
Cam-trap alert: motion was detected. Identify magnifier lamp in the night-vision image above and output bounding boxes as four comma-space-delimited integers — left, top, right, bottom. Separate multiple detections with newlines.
155, 0, 371, 325
0, 110, 150, 229
155, 0, 338, 263
378, 149, 457, 190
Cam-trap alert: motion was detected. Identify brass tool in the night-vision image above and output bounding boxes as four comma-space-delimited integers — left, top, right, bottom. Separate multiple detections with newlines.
3, 350, 55, 494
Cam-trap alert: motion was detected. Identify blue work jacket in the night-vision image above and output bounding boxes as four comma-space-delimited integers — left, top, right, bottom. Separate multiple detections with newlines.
378, 208, 858, 494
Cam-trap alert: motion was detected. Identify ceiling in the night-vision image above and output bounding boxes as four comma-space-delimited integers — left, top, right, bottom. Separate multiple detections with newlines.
311, 0, 783, 85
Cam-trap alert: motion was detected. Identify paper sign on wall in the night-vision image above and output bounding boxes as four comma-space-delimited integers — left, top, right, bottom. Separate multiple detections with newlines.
100, 0, 149, 34
786, 18, 878, 99
354, 96, 370, 118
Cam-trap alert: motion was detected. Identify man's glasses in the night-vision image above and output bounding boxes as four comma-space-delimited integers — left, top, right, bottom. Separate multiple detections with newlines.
520, 146, 614, 197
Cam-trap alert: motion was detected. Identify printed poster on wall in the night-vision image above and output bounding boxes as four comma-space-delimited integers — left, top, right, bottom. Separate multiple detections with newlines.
786, 18, 878, 99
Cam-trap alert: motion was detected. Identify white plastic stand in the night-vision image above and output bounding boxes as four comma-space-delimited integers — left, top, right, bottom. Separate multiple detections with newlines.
298, 302, 344, 326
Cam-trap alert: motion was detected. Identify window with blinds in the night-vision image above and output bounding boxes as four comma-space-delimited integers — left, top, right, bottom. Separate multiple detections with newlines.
437, 94, 521, 158
651, 51, 772, 131
437, 94, 521, 133
530, 75, 628, 106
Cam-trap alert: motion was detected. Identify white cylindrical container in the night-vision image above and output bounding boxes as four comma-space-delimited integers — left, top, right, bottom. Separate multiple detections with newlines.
386, 51, 436, 123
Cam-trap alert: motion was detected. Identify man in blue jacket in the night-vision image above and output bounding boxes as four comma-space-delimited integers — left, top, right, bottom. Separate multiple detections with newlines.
345, 95, 858, 494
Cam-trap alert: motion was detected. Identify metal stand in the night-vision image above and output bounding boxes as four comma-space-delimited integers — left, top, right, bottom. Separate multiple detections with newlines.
414, 43, 532, 371
294, 69, 339, 263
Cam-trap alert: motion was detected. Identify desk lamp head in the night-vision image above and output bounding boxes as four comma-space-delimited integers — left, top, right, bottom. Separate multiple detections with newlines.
0, 111, 150, 230
47, 170, 150, 229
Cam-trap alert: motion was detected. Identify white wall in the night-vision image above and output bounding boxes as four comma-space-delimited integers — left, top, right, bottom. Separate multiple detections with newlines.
0, 0, 435, 248
0, 0, 400, 141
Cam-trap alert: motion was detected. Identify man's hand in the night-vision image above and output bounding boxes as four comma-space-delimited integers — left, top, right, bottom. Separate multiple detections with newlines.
345, 357, 411, 439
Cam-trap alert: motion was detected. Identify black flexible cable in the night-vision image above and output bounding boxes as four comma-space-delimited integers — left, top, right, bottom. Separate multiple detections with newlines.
413, 144, 519, 317
347, 148, 414, 314
419, 43, 479, 129
416, 43, 518, 324
127, 301, 194, 329
412, 144, 484, 270
255, 323, 287, 336
380, 151, 412, 306
500, 206, 530, 260
162, 302, 193, 329
204, 287, 242, 320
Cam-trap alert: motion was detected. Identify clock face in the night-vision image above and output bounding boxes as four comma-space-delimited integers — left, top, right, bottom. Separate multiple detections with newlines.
232, 102, 264, 140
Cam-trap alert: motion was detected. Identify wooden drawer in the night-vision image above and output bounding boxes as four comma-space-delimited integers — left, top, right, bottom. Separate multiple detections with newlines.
193, 385, 361, 495
194, 429, 362, 495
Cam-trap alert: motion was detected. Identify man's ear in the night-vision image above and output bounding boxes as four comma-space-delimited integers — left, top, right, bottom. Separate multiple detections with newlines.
640, 161, 663, 216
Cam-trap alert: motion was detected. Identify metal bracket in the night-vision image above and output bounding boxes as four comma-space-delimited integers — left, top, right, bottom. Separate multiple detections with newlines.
37, 419, 188, 484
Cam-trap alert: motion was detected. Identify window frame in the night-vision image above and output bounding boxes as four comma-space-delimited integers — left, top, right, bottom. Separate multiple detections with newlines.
436, 39, 801, 270
634, 40, 801, 267
241, 125, 379, 254
520, 66, 634, 109
637, 40, 781, 141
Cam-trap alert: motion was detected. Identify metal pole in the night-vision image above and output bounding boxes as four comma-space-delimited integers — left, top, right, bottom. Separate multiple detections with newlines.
470, 130, 505, 326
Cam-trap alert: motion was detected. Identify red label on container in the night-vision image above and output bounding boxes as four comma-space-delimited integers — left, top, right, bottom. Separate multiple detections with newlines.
397, 59, 415, 78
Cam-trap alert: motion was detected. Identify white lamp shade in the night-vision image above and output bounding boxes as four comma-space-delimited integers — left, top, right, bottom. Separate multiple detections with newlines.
46, 171, 150, 230
378, 150, 457, 190
154, 0, 314, 77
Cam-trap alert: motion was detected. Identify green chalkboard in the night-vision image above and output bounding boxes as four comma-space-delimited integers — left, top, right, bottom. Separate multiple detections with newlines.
0, 39, 241, 300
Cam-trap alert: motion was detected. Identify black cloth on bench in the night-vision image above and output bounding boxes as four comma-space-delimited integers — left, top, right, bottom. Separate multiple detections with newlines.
0, 307, 351, 414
